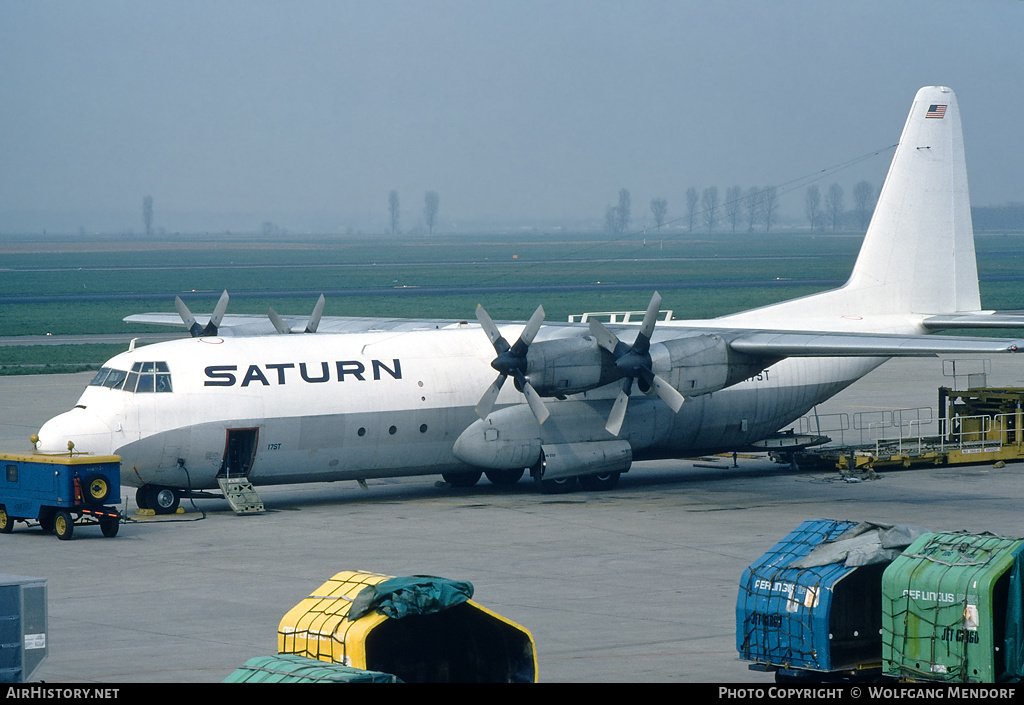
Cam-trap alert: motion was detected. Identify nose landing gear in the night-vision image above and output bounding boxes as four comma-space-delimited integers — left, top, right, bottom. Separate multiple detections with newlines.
135, 485, 181, 515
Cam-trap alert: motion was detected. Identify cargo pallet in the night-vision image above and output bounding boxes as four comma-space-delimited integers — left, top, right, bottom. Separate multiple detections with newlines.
0, 452, 123, 540
792, 386, 1024, 472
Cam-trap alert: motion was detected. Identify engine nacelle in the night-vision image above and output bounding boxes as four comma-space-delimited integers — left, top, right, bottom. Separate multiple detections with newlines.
525, 332, 768, 401
453, 408, 543, 470
534, 440, 632, 481
524, 335, 616, 397
452, 401, 636, 471
649, 334, 766, 396
452, 403, 633, 481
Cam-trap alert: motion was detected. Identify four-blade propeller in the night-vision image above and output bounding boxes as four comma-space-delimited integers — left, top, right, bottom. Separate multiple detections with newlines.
475, 304, 550, 425
587, 292, 685, 436
269, 294, 326, 334
175, 290, 230, 338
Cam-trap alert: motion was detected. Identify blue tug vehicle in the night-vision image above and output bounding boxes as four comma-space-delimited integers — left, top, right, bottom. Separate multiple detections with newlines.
0, 450, 123, 540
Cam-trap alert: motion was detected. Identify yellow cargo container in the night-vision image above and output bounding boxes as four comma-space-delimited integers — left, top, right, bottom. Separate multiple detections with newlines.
278, 570, 537, 683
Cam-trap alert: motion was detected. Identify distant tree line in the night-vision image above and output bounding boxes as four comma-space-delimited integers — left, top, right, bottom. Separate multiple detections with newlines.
383, 190, 442, 235
604, 184, 784, 235
595, 178, 897, 236
805, 180, 878, 232
372, 180, 1024, 237
682, 185, 780, 233
605, 189, 632, 234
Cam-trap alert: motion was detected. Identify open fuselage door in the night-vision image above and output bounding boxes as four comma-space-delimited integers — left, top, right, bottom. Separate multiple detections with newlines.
219, 427, 259, 479
216, 427, 266, 514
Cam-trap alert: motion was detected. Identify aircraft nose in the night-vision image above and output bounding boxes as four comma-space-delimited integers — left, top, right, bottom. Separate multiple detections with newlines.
35, 408, 116, 455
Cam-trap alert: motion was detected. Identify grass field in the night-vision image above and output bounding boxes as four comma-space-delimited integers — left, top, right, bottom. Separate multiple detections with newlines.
2, 229, 1023, 373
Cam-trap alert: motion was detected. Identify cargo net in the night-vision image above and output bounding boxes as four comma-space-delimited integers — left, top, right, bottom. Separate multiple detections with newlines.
278, 570, 386, 666
882, 532, 1020, 682
738, 521, 852, 670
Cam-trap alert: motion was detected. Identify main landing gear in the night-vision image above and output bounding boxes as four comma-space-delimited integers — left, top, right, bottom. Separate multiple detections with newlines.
441, 468, 620, 494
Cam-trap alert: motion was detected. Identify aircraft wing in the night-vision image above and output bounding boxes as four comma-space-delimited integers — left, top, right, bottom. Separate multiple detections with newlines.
126, 312, 267, 328
126, 308, 1024, 352
124, 291, 473, 336
726, 329, 1024, 357
123, 311, 472, 335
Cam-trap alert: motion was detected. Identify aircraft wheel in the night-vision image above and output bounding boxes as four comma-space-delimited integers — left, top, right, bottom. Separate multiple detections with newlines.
146, 486, 180, 514
54, 510, 74, 540
484, 468, 524, 485
83, 473, 111, 505
579, 472, 620, 491
100, 518, 119, 538
135, 486, 150, 510
0, 507, 14, 533
533, 474, 578, 494
442, 471, 482, 488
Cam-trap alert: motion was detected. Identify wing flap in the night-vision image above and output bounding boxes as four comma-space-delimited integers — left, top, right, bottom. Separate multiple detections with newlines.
728, 330, 1024, 357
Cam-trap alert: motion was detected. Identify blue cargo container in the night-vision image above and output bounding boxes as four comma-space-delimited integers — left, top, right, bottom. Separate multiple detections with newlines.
737, 519, 921, 682
0, 574, 47, 683
0, 453, 122, 540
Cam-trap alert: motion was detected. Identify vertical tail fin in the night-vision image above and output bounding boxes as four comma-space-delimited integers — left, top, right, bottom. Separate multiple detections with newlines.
845, 85, 979, 314
728, 86, 981, 327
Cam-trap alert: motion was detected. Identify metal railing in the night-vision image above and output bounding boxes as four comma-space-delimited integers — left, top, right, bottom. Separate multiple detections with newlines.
567, 310, 674, 323
798, 407, 935, 446
798, 409, 1023, 459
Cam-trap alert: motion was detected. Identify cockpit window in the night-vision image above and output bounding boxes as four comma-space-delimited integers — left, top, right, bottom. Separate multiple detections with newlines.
125, 361, 173, 393
90, 363, 171, 393
90, 368, 125, 389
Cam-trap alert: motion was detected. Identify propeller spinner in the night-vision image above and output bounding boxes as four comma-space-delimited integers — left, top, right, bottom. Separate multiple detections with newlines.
475, 304, 550, 425
588, 291, 685, 436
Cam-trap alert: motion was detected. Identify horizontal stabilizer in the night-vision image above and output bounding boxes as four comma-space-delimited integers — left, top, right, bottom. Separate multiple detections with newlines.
922, 312, 1024, 330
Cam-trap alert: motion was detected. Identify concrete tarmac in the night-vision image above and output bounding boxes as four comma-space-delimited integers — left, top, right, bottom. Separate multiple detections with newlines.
1, 353, 1023, 683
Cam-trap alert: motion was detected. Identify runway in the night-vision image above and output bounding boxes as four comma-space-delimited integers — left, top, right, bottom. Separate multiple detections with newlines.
1, 353, 1023, 683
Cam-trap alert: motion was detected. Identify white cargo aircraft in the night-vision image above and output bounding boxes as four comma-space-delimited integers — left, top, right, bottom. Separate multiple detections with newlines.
33, 87, 1024, 513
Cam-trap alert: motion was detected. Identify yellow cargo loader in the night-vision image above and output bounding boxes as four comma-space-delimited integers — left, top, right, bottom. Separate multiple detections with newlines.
793, 387, 1024, 472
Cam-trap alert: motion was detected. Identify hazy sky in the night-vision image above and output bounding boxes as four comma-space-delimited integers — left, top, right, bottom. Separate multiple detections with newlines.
2, 0, 1022, 233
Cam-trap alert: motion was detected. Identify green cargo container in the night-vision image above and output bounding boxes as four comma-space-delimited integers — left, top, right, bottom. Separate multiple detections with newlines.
224, 655, 401, 683
882, 532, 1024, 683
